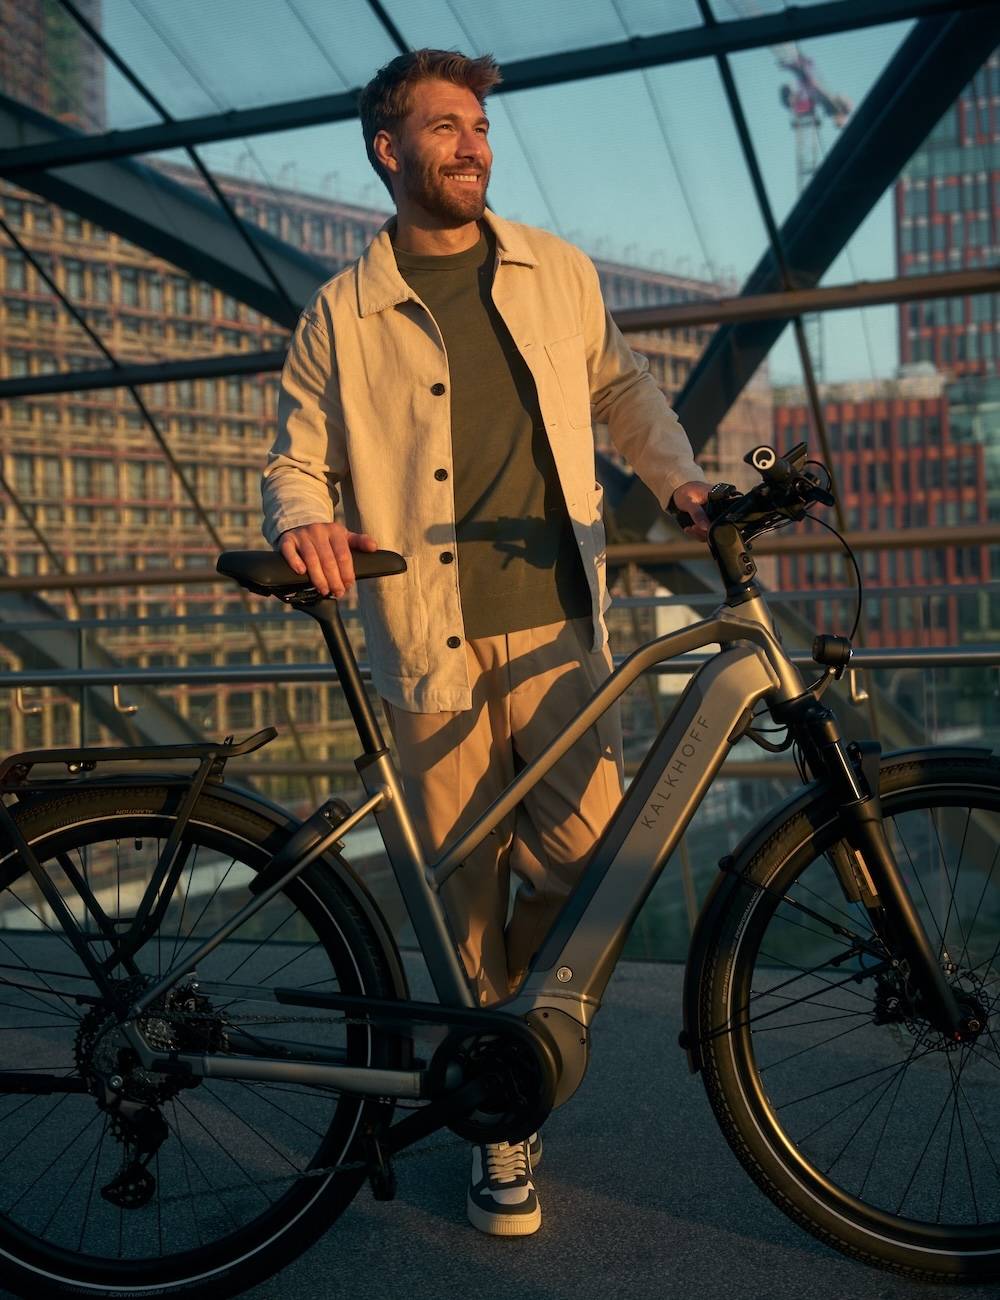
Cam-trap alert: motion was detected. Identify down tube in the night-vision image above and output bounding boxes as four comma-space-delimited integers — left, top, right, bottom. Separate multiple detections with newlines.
521, 646, 778, 1009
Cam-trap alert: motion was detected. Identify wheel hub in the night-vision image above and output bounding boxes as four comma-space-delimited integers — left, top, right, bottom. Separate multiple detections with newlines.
874, 966, 989, 1052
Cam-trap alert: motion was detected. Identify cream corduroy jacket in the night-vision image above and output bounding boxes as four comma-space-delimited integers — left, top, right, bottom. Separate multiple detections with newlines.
262, 209, 703, 712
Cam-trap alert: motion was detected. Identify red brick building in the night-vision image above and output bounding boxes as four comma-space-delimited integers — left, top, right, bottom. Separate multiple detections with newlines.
774, 374, 989, 645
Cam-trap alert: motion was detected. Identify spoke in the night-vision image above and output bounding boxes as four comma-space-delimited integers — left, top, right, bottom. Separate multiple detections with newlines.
708, 962, 882, 1045
946, 1054, 980, 1225
169, 1099, 205, 1248
168, 843, 201, 968
769, 906, 870, 952
892, 1052, 966, 1216
173, 1095, 275, 1207
218, 909, 298, 983
253, 939, 329, 988
948, 1053, 1000, 1190
201, 1082, 306, 1173
745, 986, 873, 1018
776, 1041, 939, 1112
175, 856, 240, 953
795, 872, 876, 938
759, 1016, 874, 1074
39, 1115, 106, 1238
4, 886, 81, 963
858, 1035, 923, 1195
930, 806, 973, 963
5, 1105, 100, 1214
959, 838, 1000, 973
749, 1008, 870, 1034
0, 998, 76, 1022
0, 1091, 70, 1168
228, 1078, 329, 1138
755, 949, 880, 1008
823, 1052, 919, 1178
166, 1099, 244, 1231
76, 1118, 108, 1253
895, 813, 948, 953
0, 934, 83, 1022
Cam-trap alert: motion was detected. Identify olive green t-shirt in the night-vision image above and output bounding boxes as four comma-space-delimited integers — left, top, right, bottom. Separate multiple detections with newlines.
393, 229, 590, 639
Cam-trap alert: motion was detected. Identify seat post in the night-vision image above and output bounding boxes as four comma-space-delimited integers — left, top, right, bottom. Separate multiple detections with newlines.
300, 600, 386, 756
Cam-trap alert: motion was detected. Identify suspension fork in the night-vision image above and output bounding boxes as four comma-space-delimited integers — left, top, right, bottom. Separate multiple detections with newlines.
782, 697, 975, 1040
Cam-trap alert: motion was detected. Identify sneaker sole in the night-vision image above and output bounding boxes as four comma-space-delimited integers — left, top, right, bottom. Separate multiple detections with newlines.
466, 1194, 541, 1237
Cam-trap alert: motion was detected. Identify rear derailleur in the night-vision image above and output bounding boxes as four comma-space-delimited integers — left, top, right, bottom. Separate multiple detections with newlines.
96, 1084, 169, 1209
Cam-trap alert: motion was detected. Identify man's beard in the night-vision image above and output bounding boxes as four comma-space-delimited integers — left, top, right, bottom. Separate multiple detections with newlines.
401, 152, 489, 224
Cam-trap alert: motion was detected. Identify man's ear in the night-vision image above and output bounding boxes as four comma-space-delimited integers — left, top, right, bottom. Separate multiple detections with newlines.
373, 129, 401, 178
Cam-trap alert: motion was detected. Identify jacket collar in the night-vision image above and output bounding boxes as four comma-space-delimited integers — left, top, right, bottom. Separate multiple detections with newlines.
356, 208, 538, 318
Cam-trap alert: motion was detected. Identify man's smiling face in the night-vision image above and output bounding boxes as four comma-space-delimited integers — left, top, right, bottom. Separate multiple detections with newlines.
388, 77, 493, 224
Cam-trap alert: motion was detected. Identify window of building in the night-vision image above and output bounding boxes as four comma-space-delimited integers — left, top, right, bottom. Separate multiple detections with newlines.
92, 266, 110, 302
4, 251, 26, 291
64, 259, 84, 299
119, 268, 139, 307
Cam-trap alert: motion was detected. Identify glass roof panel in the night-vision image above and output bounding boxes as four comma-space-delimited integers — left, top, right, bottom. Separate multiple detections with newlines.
485, 62, 767, 291
384, 0, 704, 63
99, 0, 397, 121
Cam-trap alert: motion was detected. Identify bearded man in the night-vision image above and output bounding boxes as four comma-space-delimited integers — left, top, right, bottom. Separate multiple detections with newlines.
262, 48, 709, 1237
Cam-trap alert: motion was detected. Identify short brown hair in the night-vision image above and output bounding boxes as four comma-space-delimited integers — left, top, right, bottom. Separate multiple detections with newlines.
358, 49, 501, 196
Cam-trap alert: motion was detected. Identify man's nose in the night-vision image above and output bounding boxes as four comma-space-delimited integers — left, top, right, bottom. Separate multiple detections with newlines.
455, 130, 486, 158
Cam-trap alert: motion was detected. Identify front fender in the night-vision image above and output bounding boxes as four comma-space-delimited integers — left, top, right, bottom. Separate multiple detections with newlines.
679, 744, 991, 1073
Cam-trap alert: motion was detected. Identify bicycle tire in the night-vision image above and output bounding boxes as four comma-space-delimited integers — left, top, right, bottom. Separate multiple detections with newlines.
698, 753, 1000, 1282
0, 783, 403, 1299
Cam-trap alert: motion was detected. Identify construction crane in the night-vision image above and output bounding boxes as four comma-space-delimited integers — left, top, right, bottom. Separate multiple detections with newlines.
776, 47, 852, 381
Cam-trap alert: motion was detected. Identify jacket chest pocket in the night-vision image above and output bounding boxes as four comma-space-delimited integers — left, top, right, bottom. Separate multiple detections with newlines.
545, 332, 592, 429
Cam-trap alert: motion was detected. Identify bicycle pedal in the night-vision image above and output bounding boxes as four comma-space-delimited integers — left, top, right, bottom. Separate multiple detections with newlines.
365, 1136, 397, 1201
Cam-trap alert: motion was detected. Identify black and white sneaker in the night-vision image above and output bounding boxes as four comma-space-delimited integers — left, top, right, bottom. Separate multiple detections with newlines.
527, 1131, 542, 1169
467, 1140, 541, 1236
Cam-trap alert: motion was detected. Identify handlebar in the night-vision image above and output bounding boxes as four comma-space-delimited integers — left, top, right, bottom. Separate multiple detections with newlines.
670, 442, 834, 540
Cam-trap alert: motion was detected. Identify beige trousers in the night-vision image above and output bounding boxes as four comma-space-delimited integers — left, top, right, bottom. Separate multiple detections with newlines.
384, 617, 623, 1005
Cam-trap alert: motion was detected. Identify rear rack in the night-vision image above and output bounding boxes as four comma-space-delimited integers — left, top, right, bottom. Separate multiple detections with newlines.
0, 727, 277, 790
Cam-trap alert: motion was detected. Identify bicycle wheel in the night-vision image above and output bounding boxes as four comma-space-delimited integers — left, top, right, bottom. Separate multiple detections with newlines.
0, 783, 404, 1299
698, 753, 1000, 1281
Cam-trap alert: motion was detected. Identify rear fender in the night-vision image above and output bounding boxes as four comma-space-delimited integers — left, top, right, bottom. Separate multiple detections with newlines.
196, 783, 410, 1005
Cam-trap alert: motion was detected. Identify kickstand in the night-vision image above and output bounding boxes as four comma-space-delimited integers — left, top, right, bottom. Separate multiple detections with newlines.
365, 1135, 397, 1201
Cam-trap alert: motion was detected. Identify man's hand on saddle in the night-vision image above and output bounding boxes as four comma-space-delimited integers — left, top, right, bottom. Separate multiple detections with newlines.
277, 521, 379, 598
669, 480, 712, 541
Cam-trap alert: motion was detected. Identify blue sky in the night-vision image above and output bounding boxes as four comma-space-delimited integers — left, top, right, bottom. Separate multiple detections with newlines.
97, 1, 917, 384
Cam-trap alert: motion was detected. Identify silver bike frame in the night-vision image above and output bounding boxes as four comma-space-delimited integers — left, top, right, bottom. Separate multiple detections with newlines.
125, 593, 808, 1105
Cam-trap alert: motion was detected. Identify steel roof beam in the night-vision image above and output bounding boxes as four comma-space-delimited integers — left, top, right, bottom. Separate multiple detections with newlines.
0, 96, 331, 327
0, 0, 989, 175
2, 263, 995, 400
606, 8, 1000, 545
0, 350, 287, 399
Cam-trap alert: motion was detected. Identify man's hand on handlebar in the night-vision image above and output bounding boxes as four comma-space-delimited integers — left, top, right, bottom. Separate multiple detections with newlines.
277, 521, 379, 598
669, 480, 712, 541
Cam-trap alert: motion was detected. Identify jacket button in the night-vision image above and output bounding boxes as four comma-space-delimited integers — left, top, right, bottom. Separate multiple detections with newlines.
446, 635, 461, 649
430, 382, 446, 396
440, 551, 454, 564
434, 467, 449, 481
